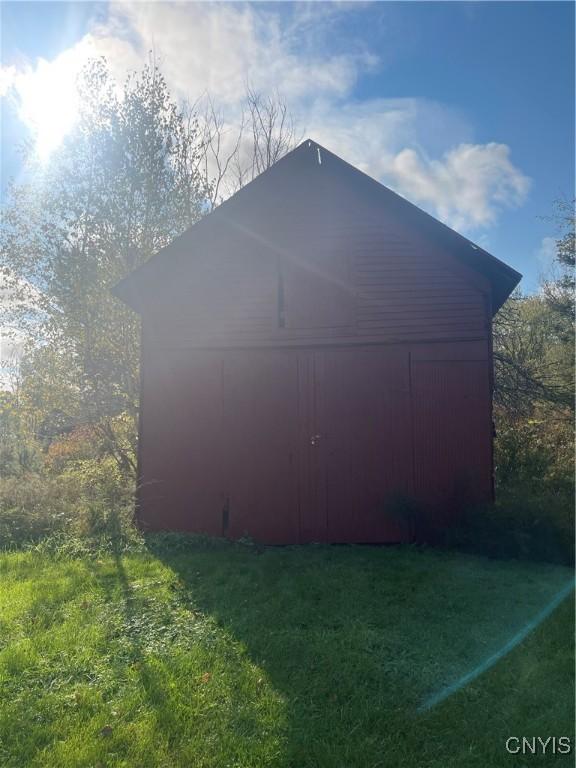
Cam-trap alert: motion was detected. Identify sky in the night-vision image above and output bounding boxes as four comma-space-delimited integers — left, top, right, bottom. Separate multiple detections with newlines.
0, 1, 574, 293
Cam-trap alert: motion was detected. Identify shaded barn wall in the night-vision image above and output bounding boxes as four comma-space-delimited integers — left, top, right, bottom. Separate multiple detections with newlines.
135, 154, 495, 542
138, 339, 492, 543
142, 177, 491, 350
139, 220, 492, 543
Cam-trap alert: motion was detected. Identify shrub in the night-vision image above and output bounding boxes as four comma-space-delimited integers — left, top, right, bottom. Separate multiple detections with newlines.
44, 425, 101, 472
454, 407, 574, 565
443, 483, 574, 566
495, 410, 574, 492
0, 457, 138, 549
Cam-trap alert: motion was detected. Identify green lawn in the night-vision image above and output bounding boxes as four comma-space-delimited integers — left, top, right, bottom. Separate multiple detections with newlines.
0, 538, 573, 767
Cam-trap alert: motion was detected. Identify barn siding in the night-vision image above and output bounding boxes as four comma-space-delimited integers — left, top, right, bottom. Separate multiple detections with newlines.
137, 215, 493, 541
146, 225, 490, 350
221, 350, 301, 543
138, 338, 226, 535
137, 333, 493, 542
139, 159, 491, 350
410, 357, 493, 520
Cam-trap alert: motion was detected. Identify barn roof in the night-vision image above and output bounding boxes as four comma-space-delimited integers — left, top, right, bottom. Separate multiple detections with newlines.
113, 138, 521, 314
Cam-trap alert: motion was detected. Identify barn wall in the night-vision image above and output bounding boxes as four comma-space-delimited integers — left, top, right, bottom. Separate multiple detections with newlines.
144, 212, 490, 350
139, 153, 491, 352
138, 337, 226, 535
137, 328, 493, 542
127, 139, 516, 543
409, 342, 493, 524
136, 173, 494, 540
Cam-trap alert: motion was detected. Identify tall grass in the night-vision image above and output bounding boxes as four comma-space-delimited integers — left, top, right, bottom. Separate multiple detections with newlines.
0, 457, 139, 551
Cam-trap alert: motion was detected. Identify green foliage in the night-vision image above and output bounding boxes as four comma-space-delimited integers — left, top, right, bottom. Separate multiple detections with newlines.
446, 405, 574, 565
0, 457, 137, 549
1, 57, 208, 470
493, 200, 574, 421
445, 489, 574, 566
44, 425, 101, 472
495, 410, 574, 491
493, 293, 574, 416
542, 198, 575, 331
488, 202, 574, 564
0, 390, 43, 475
0, 545, 572, 767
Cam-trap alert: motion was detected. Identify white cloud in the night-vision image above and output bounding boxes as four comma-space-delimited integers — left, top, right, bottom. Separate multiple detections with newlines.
384, 142, 531, 230
8, 49, 85, 160
2, 1, 530, 231
305, 97, 474, 162
98, 2, 530, 230
0, 65, 17, 97
305, 102, 530, 230
98, 1, 376, 105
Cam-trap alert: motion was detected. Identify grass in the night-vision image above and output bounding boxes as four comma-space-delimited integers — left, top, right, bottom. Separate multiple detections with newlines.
0, 537, 573, 767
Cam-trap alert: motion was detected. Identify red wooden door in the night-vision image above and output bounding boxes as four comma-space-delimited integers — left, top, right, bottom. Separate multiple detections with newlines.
310, 346, 414, 543
222, 349, 301, 544
410, 357, 493, 523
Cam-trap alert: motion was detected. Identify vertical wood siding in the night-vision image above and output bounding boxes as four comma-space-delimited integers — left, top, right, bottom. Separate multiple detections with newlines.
138, 335, 493, 543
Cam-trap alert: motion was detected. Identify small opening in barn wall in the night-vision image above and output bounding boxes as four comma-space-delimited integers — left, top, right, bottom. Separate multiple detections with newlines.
277, 268, 286, 328
222, 496, 230, 537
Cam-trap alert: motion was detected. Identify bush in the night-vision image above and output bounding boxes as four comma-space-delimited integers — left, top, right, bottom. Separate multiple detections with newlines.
495, 410, 574, 492
44, 425, 101, 472
0, 457, 138, 549
448, 407, 573, 565
444, 482, 574, 566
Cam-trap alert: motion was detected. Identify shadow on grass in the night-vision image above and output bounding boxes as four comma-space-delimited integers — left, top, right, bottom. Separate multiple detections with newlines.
144, 537, 574, 768
87, 551, 173, 720
85, 546, 287, 767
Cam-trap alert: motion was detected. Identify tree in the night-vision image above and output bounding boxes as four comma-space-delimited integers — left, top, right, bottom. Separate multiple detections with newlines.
542, 198, 575, 339
199, 87, 302, 208
493, 200, 574, 419
493, 292, 573, 419
1, 57, 208, 473
1, 60, 303, 475
492, 203, 574, 491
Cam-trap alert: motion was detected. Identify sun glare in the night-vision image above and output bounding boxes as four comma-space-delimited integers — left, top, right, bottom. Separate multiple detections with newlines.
15, 46, 89, 161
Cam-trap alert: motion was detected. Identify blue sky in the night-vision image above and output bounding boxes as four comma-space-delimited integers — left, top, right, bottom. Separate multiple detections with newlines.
1, 1, 574, 292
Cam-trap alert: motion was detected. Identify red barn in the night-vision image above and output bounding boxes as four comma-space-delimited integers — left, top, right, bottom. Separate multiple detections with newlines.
113, 139, 521, 544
